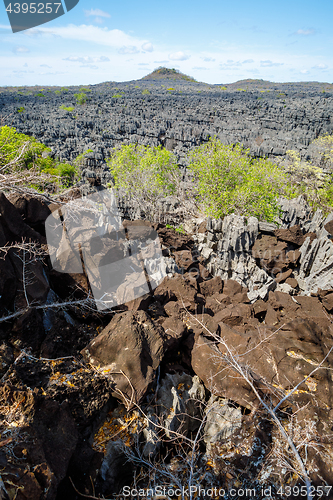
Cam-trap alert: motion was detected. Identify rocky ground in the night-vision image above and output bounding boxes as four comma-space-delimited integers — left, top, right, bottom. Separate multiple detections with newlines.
0, 188, 333, 500
1, 71, 333, 185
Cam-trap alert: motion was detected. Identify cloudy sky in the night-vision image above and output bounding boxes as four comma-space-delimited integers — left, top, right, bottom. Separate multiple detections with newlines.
0, 0, 332, 86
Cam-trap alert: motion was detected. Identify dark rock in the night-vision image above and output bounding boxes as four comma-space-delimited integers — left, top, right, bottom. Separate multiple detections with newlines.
222, 279, 243, 296
252, 234, 288, 273
275, 268, 293, 283
199, 276, 223, 297
324, 220, 333, 236
322, 293, 333, 312
161, 315, 187, 352
0, 254, 17, 310
156, 226, 193, 251
81, 310, 165, 405
274, 225, 304, 246
173, 249, 194, 270
8, 192, 51, 226
285, 277, 298, 288
153, 273, 198, 308
192, 318, 333, 415
0, 192, 42, 243
204, 293, 232, 315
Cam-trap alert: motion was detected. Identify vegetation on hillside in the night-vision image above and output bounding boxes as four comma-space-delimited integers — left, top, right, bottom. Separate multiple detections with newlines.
0, 125, 81, 192
1, 124, 332, 220
141, 66, 197, 82
107, 144, 182, 216
108, 136, 333, 222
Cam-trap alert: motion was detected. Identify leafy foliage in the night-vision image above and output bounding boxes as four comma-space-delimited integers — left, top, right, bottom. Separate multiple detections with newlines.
187, 138, 286, 222
74, 92, 87, 105
0, 126, 80, 191
282, 142, 333, 213
311, 134, 333, 172
107, 144, 181, 212
59, 105, 75, 112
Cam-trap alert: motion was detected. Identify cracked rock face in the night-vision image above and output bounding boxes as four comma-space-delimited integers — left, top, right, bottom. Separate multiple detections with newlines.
194, 214, 276, 301
296, 235, 333, 294
81, 310, 165, 405
192, 199, 333, 299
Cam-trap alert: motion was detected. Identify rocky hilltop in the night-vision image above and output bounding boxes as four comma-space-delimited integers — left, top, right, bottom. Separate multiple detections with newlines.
1, 69, 332, 176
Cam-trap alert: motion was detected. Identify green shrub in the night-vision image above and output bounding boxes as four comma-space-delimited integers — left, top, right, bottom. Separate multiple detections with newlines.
0, 126, 80, 191
142, 89, 150, 95
187, 137, 286, 222
74, 92, 87, 105
59, 105, 75, 112
281, 140, 333, 213
55, 163, 80, 187
0, 125, 51, 172
17, 107, 25, 113
107, 144, 181, 211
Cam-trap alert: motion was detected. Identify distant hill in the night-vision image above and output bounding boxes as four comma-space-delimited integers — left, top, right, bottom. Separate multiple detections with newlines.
141, 67, 197, 82
219, 78, 333, 92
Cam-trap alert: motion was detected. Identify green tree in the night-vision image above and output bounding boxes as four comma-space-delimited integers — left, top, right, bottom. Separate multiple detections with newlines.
74, 92, 87, 105
311, 134, 333, 172
107, 144, 181, 215
187, 137, 286, 222
0, 126, 80, 191
283, 139, 333, 213
59, 105, 75, 112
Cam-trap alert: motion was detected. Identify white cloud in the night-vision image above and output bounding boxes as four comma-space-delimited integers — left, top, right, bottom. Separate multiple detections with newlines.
118, 46, 139, 54
242, 59, 254, 64
193, 66, 208, 70
84, 9, 111, 18
169, 51, 190, 61
246, 68, 260, 74
312, 63, 328, 70
40, 64, 51, 68
24, 24, 146, 49
201, 57, 215, 62
38, 71, 65, 75
260, 60, 283, 67
294, 29, 316, 36
142, 42, 153, 52
300, 69, 309, 74
13, 46, 30, 53
63, 56, 110, 63
80, 64, 98, 69
222, 60, 242, 67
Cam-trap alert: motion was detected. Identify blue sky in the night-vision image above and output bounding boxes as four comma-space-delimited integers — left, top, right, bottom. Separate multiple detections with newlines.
1, 0, 333, 86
